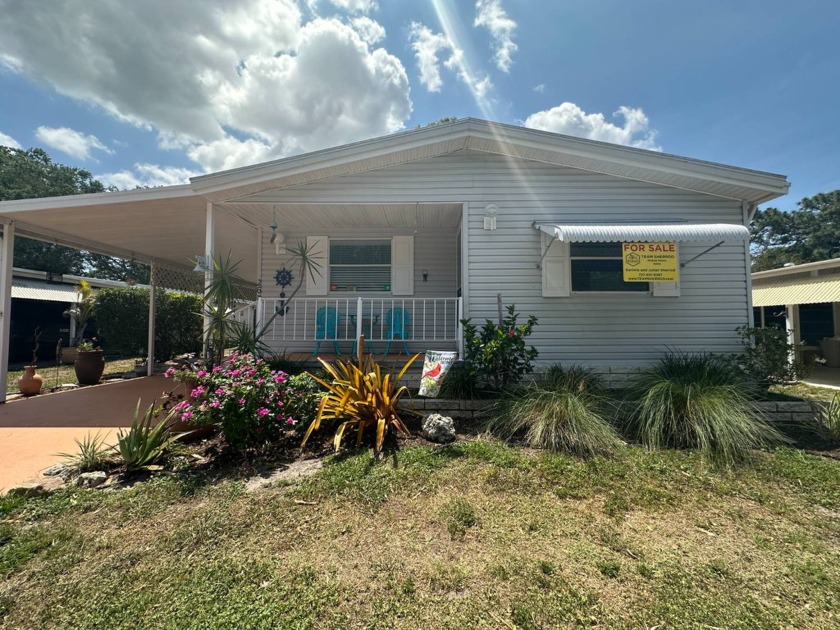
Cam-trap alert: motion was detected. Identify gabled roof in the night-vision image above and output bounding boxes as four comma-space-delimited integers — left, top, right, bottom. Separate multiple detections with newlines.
190, 118, 790, 205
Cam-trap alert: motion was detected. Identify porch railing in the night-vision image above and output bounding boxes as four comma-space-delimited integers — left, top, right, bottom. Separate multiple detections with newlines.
257, 296, 463, 355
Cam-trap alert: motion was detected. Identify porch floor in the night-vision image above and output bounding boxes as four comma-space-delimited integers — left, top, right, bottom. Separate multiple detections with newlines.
0, 375, 182, 491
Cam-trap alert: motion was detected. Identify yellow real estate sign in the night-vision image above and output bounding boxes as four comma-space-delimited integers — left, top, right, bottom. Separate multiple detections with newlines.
622, 242, 679, 282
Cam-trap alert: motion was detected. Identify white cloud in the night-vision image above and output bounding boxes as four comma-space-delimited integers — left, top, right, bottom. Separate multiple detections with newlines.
328, 0, 376, 12
524, 103, 661, 150
0, 1, 410, 172
97, 164, 199, 190
187, 136, 275, 173
0, 131, 21, 149
533, 83, 545, 93
35, 126, 113, 160
474, 0, 517, 72
351, 16, 385, 45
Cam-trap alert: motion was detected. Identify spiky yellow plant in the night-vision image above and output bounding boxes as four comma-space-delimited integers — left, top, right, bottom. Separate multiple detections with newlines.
302, 339, 419, 455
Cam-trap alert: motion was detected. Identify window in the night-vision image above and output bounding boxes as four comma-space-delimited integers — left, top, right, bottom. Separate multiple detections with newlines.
570, 242, 648, 292
329, 239, 391, 292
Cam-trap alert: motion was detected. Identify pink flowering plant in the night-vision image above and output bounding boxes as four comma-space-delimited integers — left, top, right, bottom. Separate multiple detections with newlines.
165, 353, 317, 451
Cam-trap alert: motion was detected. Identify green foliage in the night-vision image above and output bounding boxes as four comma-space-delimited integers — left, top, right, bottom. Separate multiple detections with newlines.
282, 373, 325, 430
627, 352, 784, 465
733, 324, 806, 387
65, 279, 95, 346
302, 344, 419, 456
596, 559, 620, 578
461, 304, 538, 392
116, 401, 185, 470
814, 393, 840, 446
94, 287, 201, 359
488, 365, 622, 457
445, 498, 478, 539
751, 190, 840, 271
438, 364, 485, 399
58, 431, 111, 472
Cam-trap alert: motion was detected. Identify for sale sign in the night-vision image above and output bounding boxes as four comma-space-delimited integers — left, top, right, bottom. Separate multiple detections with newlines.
622, 242, 678, 282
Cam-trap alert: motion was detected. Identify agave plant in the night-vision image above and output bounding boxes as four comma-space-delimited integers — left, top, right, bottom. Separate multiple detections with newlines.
117, 400, 187, 470
302, 339, 419, 455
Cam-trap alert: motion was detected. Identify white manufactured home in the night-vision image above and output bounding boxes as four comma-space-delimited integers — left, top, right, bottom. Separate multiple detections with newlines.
0, 119, 789, 398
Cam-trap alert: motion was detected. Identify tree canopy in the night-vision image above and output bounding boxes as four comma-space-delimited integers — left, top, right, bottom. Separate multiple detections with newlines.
0, 145, 149, 282
750, 190, 840, 271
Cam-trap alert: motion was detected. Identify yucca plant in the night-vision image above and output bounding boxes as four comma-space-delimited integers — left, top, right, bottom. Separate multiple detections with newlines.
488, 365, 622, 457
116, 400, 187, 470
815, 393, 840, 446
302, 338, 419, 455
627, 352, 784, 465
58, 431, 112, 472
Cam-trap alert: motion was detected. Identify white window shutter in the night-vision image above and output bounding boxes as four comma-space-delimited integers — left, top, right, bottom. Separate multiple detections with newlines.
306, 236, 328, 296
541, 233, 571, 297
391, 235, 414, 295
651, 243, 681, 297
652, 279, 681, 297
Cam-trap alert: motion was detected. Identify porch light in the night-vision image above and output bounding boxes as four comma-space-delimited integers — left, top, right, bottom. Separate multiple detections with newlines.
483, 204, 498, 230
274, 231, 286, 255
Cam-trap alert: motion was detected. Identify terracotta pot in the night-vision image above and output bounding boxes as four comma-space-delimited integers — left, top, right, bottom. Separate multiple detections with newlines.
74, 350, 105, 385
60, 346, 78, 365
17, 365, 44, 396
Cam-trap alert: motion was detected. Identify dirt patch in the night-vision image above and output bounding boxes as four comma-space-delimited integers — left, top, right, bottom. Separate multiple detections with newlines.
245, 458, 324, 492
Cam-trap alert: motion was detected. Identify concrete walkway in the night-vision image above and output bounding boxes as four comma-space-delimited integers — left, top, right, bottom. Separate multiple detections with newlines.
0, 375, 180, 491
802, 366, 840, 390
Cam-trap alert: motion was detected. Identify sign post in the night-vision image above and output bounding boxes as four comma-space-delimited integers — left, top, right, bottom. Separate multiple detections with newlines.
622, 242, 678, 282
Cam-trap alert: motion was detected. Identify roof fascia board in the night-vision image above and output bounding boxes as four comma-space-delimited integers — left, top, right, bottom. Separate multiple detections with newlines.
752, 257, 840, 281
0, 184, 196, 213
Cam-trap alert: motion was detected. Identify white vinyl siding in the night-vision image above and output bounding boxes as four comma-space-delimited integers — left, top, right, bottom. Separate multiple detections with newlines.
257, 151, 750, 365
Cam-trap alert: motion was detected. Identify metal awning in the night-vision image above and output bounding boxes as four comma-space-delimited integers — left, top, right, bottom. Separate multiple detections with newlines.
533, 222, 750, 242
753, 277, 840, 307
11, 279, 78, 303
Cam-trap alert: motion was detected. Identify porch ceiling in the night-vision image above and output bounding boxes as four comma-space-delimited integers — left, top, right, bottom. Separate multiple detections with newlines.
218, 202, 463, 229
0, 192, 259, 278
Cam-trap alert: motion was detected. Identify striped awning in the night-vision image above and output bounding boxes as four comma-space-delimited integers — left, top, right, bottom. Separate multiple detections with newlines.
11, 279, 78, 303
753, 277, 840, 307
534, 222, 750, 243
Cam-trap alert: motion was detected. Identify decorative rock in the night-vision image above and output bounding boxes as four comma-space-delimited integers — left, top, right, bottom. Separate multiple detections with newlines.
422, 413, 457, 444
75, 471, 108, 488
42, 463, 73, 479
5, 481, 47, 498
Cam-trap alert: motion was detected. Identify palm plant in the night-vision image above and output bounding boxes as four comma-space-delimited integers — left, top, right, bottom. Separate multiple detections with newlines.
302, 338, 419, 456
64, 279, 95, 347
116, 400, 186, 470
487, 365, 622, 457
626, 352, 784, 465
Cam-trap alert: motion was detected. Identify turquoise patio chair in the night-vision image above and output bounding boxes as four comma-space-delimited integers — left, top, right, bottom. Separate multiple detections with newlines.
383, 307, 411, 356
314, 306, 341, 356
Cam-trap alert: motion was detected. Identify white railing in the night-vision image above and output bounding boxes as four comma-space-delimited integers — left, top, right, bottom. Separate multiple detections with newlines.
257, 296, 462, 354
229, 301, 257, 327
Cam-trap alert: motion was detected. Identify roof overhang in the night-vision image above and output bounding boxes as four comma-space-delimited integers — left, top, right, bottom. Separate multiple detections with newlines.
753, 277, 840, 307
534, 222, 750, 243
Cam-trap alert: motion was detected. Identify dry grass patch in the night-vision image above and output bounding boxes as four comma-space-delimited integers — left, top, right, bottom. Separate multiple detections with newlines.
1, 440, 839, 628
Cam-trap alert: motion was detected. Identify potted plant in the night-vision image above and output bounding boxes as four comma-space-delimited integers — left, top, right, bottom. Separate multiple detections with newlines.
61, 280, 95, 364
18, 327, 44, 396
74, 338, 105, 385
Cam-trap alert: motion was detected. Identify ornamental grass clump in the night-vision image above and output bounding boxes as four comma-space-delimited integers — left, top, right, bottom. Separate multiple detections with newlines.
627, 352, 784, 465
168, 353, 311, 451
488, 365, 622, 457
117, 400, 186, 470
302, 339, 419, 456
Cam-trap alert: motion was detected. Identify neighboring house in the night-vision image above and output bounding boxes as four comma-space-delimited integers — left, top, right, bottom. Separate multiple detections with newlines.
0, 119, 790, 397
752, 258, 840, 366
9, 268, 143, 363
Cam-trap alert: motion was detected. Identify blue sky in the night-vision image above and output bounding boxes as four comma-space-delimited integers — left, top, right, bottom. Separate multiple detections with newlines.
0, 0, 837, 209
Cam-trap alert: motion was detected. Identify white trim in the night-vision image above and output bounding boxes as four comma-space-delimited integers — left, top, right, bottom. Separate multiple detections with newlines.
535, 222, 750, 243
147, 261, 156, 376
0, 184, 195, 213
0, 222, 14, 403
460, 203, 469, 318
743, 202, 755, 328
203, 202, 215, 359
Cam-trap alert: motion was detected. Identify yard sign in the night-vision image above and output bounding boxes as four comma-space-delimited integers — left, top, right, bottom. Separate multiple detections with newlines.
622, 242, 678, 282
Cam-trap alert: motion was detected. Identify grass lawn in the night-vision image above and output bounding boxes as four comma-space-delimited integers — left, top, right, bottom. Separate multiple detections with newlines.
6, 357, 140, 393
1, 440, 839, 628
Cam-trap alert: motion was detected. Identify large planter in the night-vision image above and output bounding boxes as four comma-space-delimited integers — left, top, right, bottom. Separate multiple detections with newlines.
17, 365, 44, 396
60, 346, 78, 365
75, 350, 105, 385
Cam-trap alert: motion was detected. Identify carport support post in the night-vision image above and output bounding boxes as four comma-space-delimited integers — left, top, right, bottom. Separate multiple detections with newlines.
146, 261, 156, 376
0, 221, 14, 403
203, 202, 215, 361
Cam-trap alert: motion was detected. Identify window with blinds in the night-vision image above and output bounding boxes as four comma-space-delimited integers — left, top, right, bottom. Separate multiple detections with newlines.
329, 239, 392, 292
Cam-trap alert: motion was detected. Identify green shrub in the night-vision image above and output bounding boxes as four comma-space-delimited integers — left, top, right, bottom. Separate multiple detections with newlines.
438, 364, 484, 399
487, 365, 622, 457
733, 324, 806, 388
814, 393, 840, 446
282, 373, 325, 431
461, 303, 538, 392
116, 401, 185, 470
58, 432, 111, 472
94, 287, 201, 359
627, 352, 784, 465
